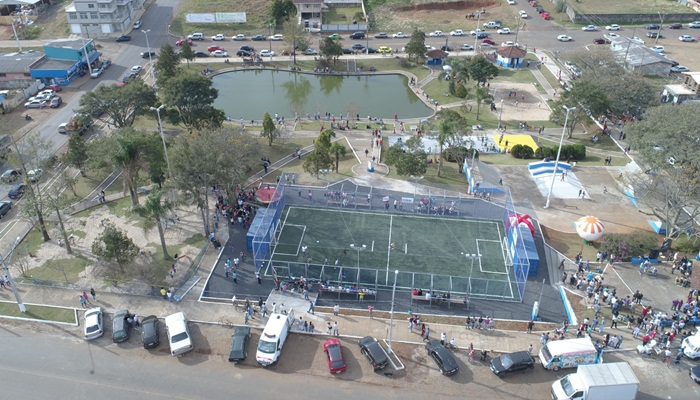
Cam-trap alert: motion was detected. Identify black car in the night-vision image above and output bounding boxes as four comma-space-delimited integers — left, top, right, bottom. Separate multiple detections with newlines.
140, 51, 156, 59
440, 45, 454, 52
646, 24, 661, 30
251, 34, 266, 41
425, 340, 459, 376
691, 365, 700, 384
342, 48, 353, 54
490, 351, 535, 377
0, 200, 12, 219
646, 31, 661, 38
358, 336, 389, 370
228, 326, 251, 363
112, 309, 131, 343
536, 7, 544, 13
141, 315, 160, 349
366, 47, 378, 53
8, 183, 26, 199
476, 32, 489, 39
239, 45, 255, 52
237, 50, 252, 57
116, 35, 131, 42
194, 51, 209, 58
351, 43, 365, 50
349, 31, 365, 39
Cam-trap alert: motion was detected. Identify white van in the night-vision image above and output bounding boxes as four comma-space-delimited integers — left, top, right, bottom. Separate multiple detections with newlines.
539, 338, 602, 370
187, 33, 204, 41
681, 329, 700, 359
165, 312, 193, 356
256, 311, 294, 366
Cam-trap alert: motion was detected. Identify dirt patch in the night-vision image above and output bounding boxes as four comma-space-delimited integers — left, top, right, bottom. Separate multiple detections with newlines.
394, 0, 498, 12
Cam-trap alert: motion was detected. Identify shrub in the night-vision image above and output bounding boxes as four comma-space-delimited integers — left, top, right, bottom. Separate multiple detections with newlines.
442, 146, 470, 162
454, 84, 468, 98
674, 235, 700, 254
599, 231, 660, 261
448, 79, 456, 95
510, 144, 534, 159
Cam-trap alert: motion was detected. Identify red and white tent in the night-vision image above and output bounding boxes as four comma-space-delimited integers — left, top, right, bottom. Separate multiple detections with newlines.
576, 216, 605, 241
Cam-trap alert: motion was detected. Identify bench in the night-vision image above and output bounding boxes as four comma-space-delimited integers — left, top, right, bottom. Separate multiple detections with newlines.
319, 169, 332, 176
411, 295, 468, 307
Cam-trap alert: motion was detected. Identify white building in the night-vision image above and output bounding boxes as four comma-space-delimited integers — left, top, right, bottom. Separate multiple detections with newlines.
65, 0, 144, 37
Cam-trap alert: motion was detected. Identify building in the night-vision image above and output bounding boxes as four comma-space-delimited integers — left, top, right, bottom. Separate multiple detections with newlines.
292, 0, 365, 31
662, 72, 700, 104
494, 46, 526, 68
292, 0, 326, 29
30, 38, 100, 86
426, 49, 448, 65
609, 36, 674, 76
65, 0, 144, 37
0, 51, 45, 89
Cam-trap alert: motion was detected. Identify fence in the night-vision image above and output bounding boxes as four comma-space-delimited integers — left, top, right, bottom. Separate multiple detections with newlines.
250, 173, 288, 271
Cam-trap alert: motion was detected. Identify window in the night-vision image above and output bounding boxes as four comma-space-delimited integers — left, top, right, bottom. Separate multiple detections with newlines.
88, 3, 94, 8
79, 13, 87, 19
90, 13, 98, 19
23, 73, 31, 77
0, 73, 6, 77
68, 13, 77, 20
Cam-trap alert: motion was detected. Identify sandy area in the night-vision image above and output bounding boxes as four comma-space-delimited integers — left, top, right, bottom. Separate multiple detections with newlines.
489, 81, 553, 122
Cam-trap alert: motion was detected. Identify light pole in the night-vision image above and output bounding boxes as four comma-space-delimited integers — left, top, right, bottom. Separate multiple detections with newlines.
1, 236, 26, 313
474, 12, 481, 53
10, 19, 22, 52
269, 23, 273, 52
498, 99, 504, 129
544, 105, 575, 209
143, 29, 156, 86
349, 244, 366, 269
78, 34, 93, 76
655, 13, 665, 45
150, 105, 175, 201
388, 269, 399, 352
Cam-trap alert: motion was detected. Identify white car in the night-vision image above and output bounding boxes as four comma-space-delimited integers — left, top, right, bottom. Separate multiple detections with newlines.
557, 35, 573, 42
605, 24, 620, 31
210, 50, 229, 57
429, 31, 443, 37
211, 34, 225, 41
519, 11, 528, 18
607, 33, 620, 39
497, 28, 512, 34
269, 34, 284, 41
582, 25, 597, 31
507, 0, 516, 4
689, 21, 700, 28
671, 65, 689, 73
425, 45, 435, 51
392, 32, 409, 38
259, 50, 276, 57
679, 35, 696, 42
501, 41, 517, 47
130, 65, 142, 74
232, 34, 246, 41
450, 29, 465, 36
90, 68, 103, 79
460, 43, 474, 50
84, 307, 104, 340
470, 29, 486, 36
38, 89, 56, 98
650, 45, 665, 53
28, 168, 42, 183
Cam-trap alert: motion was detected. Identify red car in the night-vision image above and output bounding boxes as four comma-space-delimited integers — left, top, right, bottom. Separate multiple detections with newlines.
176, 39, 193, 46
46, 83, 62, 92
323, 339, 346, 374
541, 12, 550, 20
481, 38, 495, 46
207, 45, 224, 52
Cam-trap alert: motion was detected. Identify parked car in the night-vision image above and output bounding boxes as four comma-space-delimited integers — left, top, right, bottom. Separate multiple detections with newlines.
592, 38, 610, 44
646, 31, 662, 38
374, 32, 388, 38
377, 46, 392, 53
1, 169, 21, 183
211, 34, 226, 41
0, 201, 12, 219
425, 340, 459, 376
689, 21, 700, 28
239, 45, 255, 52
232, 34, 247, 41
211, 50, 229, 57
116, 35, 131, 42
141, 51, 156, 59
650, 45, 665, 53
646, 24, 660, 30
351, 43, 365, 50
84, 307, 104, 340
303, 48, 318, 55
519, 10, 528, 18
324, 339, 347, 374
557, 35, 573, 42
176, 39, 193, 46
475, 32, 489, 39
251, 34, 266, 41
605, 24, 620, 31
481, 38, 495, 46
49, 96, 62, 108
450, 29, 465, 36
365, 47, 378, 53
24, 99, 47, 109
669, 23, 683, 29
259, 50, 275, 57
429, 31, 443, 37
141, 315, 160, 349
269, 34, 284, 41
208, 45, 224, 52
691, 365, 700, 384
581, 25, 597, 31
392, 32, 409, 38
358, 336, 388, 370
236, 50, 252, 57
679, 35, 696, 42
90, 67, 103, 78
671, 65, 689, 73
497, 28, 512, 34
194, 51, 209, 57
130, 65, 142, 74
187, 33, 204, 41
470, 29, 486, 36
507, 0, 515, 4
228, 326, 251, 363
460, 43, 475, 50
328, 33, 342, 40
133, 20, 142, 30
7, 183, 26, 199
46, 84, 62, 92
342, 47, 353, 54
501, 41, 516, 47
112, 310, 132, 343
349, 31, 365, 39
490, 351, 535, 377
440, 45, 453, 52
27, 168, 42, 182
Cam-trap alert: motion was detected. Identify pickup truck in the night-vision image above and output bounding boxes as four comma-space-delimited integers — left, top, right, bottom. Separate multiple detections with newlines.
58, 113, 92, 136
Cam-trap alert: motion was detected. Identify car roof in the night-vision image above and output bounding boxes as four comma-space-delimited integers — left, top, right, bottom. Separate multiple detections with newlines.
233, 326, 251, 337
502, 350, 534, 363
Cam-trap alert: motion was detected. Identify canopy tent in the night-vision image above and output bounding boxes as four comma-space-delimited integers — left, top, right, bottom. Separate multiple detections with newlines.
0, 0, 43, 5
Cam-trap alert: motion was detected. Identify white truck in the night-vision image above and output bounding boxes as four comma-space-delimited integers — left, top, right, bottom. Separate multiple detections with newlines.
256, 311, 294, 366
551, 362, 639, 400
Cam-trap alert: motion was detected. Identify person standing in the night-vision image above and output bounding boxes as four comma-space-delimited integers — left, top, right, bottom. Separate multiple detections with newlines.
423, 327, 431, 342
262, 302, 268, 317
327, 322, 332, 334
528, 344, 533, 355
440, 332, 446, 346
333, 321, 339, 336
90, 287, 96, 302
527, 320, 534, 333
333, 304, 339, 316
368, 305, 374, 319
160, 287, 167, 300
232, 271, 237, 284
280, 303, 287, 315
308, 301, 315, 315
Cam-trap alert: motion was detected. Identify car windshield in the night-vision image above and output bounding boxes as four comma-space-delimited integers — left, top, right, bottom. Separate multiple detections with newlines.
560, 376, 576, 396
500, 354, 513, 369
86, 324, 99, 333
541, 346, 552, 362
171, 332, 189, 343
258, 339, 277, 354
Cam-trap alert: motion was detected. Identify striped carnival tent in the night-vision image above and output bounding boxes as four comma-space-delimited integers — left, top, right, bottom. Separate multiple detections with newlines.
576, 216, 605, 241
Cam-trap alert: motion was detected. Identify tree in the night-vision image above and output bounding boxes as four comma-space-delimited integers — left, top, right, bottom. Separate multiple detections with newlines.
436, 120, 453, 178
42, 173, 79, 254
549, 79, 608, 138
303, 129, 335, 178
91, 221, 140, 283
329, 142, 347, 172
385, 135, 428, 176
161, 73, 225, 132
155, 44, 181, 82
64, 134, 89, 177
474, 86, 493, 120
78, 80, 157, 129
261, 111, 278, 146
179, 42, 196, 68
270, 0, 296, 24
468, 56, 499, 86
404, 29, 426, 61
283, 19, 309, 65
133, 189, 173, 260
319, 37, 343, 64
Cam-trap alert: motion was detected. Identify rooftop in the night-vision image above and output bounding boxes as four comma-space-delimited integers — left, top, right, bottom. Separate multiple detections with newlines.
32, 58, 78, 71
496, 46, 527, 58
0, 51, 45, 73
664, 84, 696, 96
45, 38, 91, 51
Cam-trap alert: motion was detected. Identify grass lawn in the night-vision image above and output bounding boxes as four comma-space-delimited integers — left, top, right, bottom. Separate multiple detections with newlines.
25, 257, 90, 283
272, 149, 359, 185
68, 169, 125, 201
567, 0, 694, 15
0, 301, 76, 324
383, 148, 468, 192
147, 233, 207, 286
170, 0, 273, 36
323, 6, 364, 25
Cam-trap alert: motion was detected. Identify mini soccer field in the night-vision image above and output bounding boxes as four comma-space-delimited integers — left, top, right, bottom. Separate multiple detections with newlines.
268, 207, 519, 299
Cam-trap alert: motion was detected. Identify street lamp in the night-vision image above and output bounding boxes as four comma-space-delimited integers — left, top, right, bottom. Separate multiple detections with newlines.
388, 269, 399, 352
498, 99, 504, 129
544, 105, 575, 209
78, 34, 93, 76
142, 30, 156, 83
1, 236, 26, 312
150, 105, 175, 201
269, 23, 273, 52
349, 244, 366, 269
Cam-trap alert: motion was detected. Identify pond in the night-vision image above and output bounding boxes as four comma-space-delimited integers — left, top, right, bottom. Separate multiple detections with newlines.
212, 69, 434, 121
